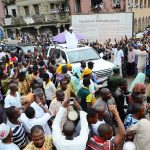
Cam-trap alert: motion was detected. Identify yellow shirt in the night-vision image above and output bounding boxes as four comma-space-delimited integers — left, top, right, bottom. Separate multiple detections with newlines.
23, 136, 52, 150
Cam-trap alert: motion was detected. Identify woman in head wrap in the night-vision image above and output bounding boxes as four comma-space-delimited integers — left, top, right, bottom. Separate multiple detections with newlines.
129, 72, 145, 92
128, 83, 146, 104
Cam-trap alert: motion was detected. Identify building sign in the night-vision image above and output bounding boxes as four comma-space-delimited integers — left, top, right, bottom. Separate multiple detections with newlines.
72, 13, 133, 42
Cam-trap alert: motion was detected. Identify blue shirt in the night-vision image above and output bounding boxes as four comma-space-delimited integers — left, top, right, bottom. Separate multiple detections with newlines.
124, 114, 138, 129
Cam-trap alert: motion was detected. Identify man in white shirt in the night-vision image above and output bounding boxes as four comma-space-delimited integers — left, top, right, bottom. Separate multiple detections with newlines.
29, 88, 51, 135
4, 83, 21, 108
127, 44, 136, 76
64, 26, 78, 49
92, 105, 105, 135
30, 88, 46, 118
0, 123, 20, 150
113, 45, 124, 77
127, 118, 150, 150
136, 45, 148, 73
52, 99, 89, 150
20, 105, 51, 135
43, 73, 56, 108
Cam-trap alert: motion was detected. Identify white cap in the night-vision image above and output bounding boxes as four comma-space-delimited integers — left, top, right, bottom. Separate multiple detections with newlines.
0, 123, 10, 140
123, 141, 136, 150
69, 26, 73, 30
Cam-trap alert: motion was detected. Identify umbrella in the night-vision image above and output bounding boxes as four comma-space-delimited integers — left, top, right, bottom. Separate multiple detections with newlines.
53, 32, 86, 43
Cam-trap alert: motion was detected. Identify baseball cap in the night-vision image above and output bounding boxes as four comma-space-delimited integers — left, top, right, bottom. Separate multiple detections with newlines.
0, 123, 10, 140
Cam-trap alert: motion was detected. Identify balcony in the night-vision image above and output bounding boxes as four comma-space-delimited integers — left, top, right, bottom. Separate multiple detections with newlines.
1, 0, 15, 4
4, 12, 70, 26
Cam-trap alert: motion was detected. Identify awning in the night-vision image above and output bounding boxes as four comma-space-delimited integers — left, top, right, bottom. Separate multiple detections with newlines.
23, 17, 35, 25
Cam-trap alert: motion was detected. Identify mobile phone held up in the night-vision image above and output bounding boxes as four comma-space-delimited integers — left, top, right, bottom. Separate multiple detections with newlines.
69, 97, 74, 105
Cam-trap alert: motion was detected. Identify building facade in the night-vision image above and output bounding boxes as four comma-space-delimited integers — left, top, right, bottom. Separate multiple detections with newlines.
0, 0, 5, 25
3, 0, 70, 38
69, 0, 150, 33
126, 0, 150, 33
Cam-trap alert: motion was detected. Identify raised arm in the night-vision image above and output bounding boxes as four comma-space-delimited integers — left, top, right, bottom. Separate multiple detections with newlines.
109, 105, 126, 145
52, 99, 68, 139
35, 96, 52, 115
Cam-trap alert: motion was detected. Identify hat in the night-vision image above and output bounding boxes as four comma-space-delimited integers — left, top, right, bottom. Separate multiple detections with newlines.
66, 63, 72, 69
81, 68, 92, 79
69, 26, 73, 30
0, 123, 10, 140
123, 141, 136, 150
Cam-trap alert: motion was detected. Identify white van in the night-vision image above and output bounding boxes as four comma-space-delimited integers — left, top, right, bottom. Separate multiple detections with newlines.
47, 44, 115, 79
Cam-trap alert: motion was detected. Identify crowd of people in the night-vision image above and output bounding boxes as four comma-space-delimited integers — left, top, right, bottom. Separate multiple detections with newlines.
0, 29, 150, 150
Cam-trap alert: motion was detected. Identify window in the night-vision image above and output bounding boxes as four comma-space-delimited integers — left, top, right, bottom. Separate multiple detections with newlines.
61, 4, 65, 11
12, 9, 17, 17
144, 0, 147, 8
56, 4, 59, 8
24, 6, 30, 16
75, 0, 81, 13
50, 3, 54, 9
33, 4, 40, 15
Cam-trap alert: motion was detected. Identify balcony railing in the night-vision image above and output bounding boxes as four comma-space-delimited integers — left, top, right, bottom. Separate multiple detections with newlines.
4, 12, 70, 26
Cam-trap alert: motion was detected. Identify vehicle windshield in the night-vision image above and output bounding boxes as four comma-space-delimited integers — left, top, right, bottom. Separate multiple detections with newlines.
21, 46, 35, 52
3, 45, 16, 51
67, 48, 99, 63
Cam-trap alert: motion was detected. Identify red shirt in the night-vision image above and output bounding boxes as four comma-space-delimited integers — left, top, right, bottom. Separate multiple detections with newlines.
10, 57, 17, 62
86, 136, 115, 150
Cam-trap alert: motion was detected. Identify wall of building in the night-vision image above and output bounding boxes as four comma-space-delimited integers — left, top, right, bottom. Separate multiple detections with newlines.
126, 0, 150, 33
69, 0, 150, 33
7, 5, 18, 16
0, 0, 5, 25
69, 0, 90, 14
16, 0, 65, 16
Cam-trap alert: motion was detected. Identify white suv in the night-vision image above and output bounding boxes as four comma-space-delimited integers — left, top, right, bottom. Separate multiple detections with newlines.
47, 44, 115, 79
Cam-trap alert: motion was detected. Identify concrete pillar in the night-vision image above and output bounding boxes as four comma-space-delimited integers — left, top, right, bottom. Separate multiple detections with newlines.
69, 0, 75, 15
35, 26, 40, 35
57, 27, 60, 33
81, 0, 90, 14
4, 29, 8, 39
37, 28, 40, 35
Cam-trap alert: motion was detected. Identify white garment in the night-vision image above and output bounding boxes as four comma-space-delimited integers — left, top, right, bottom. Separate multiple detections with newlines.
52, 107, 89, 150
43, 81, 56, 100
30, 102, 51, 135
114, 49, 124, 65
20, 113, 51, 135
9, 68, 15, 78
0, 140, 20, 150
123, 141, 136, 150
128, 119, 150, 150
136, 50, 148, 69
30, 102, 45, 118
0, 52, 5, 60
4, 92, 21, 108
65, 30, 78, 49
92, 120, 105, 135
